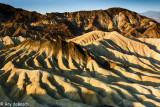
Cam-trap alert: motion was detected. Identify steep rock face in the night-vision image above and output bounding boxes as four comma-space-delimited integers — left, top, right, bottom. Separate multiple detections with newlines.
0, 3, 160, 39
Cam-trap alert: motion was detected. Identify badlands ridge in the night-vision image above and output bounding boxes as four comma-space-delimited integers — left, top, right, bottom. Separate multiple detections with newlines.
0, 31, 160, 107
0, 3, 160, 107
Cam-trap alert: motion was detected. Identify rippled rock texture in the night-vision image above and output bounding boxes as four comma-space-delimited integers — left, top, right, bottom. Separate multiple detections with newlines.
0, 31, 160, 107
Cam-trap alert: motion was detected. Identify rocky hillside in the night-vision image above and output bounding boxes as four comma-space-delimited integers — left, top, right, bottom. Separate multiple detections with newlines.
0, 3, 160, 39
1, 31, 160, 107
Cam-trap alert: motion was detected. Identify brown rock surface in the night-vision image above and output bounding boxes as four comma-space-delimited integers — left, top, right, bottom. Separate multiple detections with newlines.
0, 3, 160, 40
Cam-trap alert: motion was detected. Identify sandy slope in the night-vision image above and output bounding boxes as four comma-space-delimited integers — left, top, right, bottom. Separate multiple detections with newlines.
0, 32, 160, 107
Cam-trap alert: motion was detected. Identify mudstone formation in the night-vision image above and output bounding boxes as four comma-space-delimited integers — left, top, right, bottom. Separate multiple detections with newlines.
0, 3, 160, 107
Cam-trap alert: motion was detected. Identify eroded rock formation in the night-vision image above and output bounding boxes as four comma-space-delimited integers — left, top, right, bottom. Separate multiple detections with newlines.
0, 3, 160, 107
0, 31, 160, 106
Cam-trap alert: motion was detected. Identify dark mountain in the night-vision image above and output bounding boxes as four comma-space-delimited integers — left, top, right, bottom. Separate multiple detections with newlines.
141, 11, 160, 23
0, 3, 160, 40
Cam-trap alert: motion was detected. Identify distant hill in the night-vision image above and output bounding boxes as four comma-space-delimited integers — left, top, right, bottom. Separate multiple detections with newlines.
141, 11, 160, 23
0, 3, 160, 39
